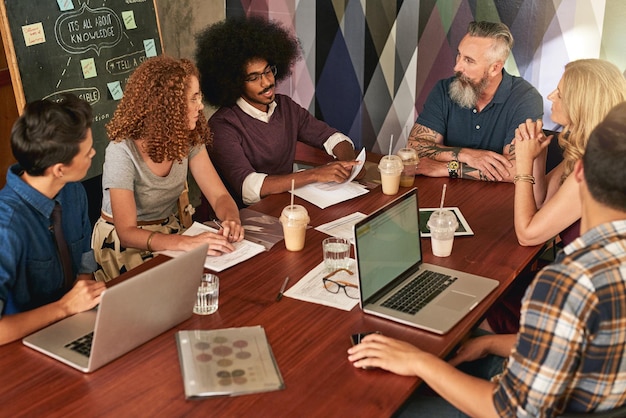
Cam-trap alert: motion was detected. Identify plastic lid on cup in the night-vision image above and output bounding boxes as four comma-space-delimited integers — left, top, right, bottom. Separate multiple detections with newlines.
378, 155, 403, 173
396, 147, 418, 163
426, 209, 458, 232
279, 204, 310, 226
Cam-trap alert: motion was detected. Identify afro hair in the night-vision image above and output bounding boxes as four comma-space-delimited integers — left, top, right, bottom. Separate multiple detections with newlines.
195, 16, 301, 108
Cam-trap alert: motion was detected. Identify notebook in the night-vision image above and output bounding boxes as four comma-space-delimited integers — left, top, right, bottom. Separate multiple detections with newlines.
23, 244, 208, 373
353, 189, 498, 334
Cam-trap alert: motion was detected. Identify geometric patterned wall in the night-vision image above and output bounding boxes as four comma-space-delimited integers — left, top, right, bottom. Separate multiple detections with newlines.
226, 0, 419, 153
226, 0, 625, 149
416, 0, 623, 130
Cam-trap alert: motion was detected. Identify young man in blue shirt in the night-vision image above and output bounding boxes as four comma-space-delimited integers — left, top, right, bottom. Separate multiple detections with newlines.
0, 94, 105, 345
409, 21, 543, 182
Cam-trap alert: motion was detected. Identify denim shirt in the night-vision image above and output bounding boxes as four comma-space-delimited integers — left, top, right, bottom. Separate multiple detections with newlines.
0, 165, 96, 316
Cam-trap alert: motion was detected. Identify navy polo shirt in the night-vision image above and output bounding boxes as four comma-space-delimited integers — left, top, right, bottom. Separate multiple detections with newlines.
416, 70, 543, 153
0, 164, 96, 316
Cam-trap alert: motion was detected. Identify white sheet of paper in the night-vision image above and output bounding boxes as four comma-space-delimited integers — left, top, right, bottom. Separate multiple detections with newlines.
293, 148, 369, 209
283, 261, 359, 311
314, 212, 367, 243
158, 222, 265, 272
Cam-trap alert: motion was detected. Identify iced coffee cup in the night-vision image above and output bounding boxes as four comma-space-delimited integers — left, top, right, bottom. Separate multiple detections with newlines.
378, 155, 403, 195
279, 204, 310, 251
426, 210, 458, 257
397, 147, 419, 187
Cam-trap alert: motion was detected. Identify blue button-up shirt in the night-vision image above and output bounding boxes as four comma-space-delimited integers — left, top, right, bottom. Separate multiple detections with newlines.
0, 164, 96, 316
417, 70, 543, 153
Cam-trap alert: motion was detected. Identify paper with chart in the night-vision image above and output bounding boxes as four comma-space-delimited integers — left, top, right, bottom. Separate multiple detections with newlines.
159, 222, 265, 272
293, 148, 368, 208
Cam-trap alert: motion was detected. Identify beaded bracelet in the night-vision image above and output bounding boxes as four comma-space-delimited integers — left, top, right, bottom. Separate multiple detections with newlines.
513, 174, 536, 184
146, 231, 157, 252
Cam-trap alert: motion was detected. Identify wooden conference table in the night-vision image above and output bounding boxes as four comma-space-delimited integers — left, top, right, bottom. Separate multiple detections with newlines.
0, 160, 542, 417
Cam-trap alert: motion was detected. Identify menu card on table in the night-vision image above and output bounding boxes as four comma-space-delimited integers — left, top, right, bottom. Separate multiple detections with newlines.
175, 326, 284, 399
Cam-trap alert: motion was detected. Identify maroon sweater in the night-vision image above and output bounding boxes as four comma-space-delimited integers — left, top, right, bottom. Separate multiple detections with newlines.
208, 94, 338, 204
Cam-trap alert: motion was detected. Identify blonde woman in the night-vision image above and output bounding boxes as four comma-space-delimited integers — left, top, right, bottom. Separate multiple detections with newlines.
484, 60, 626, 334
514, 59, 626, 246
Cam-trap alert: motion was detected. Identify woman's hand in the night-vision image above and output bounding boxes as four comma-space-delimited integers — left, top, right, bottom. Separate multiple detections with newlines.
513, 119, 553, 169
181, 232, 235, 256
218, 220, 244, 243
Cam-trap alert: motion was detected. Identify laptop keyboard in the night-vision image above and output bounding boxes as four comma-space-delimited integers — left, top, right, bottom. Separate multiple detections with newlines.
381, 270, 457, 315
64, 332, 94, 357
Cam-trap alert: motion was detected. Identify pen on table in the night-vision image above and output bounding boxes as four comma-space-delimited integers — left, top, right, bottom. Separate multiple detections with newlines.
276, 276, 290, 301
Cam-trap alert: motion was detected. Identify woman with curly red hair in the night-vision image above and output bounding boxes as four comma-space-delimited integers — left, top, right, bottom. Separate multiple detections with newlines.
92, 56, 243, 281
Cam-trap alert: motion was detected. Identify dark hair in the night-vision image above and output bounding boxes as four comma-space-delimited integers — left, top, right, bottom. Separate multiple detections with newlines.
195, 16, 301, 107
10, 94, 93, 176
582, 101, 626, 211
467, 21, 513, 63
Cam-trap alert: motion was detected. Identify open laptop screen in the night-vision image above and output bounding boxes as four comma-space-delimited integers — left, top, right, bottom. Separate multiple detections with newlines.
355, 190, 422, 301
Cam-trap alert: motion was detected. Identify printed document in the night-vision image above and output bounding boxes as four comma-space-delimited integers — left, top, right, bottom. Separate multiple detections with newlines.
284, 261, 359, 311
293, 148, 368, 208
159, 222, 265, 272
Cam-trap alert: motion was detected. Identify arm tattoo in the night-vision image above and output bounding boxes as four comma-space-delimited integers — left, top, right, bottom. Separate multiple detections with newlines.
407, 125, 451, 160
420, 142, 451, 159
506, 143, 516, 162
461, 164, 492, 182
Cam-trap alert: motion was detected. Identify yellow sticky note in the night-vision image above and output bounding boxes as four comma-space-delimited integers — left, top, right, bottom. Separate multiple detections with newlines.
22, 23, 46, 47
81, 58, 98, 79
122, 11, 137, 30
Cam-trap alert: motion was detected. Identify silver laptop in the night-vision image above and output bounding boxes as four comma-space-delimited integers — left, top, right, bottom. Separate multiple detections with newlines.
353, 189, 498, 334
23, 244, 208, 373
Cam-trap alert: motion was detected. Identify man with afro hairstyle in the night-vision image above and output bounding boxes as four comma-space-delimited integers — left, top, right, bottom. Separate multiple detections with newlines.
195, 16, 361, 206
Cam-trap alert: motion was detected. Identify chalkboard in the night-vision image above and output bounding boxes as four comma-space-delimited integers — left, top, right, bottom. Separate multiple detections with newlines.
0, 0, 163, 179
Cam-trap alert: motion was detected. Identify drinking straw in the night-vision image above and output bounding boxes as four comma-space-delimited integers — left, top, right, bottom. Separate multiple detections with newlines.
388, 134, 394, 156
405, 125, 410, 147
290, 179, 295, 209
439, 184, 447, 209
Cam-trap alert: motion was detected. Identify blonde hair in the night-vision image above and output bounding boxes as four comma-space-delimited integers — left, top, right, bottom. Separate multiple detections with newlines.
558, 59, 626, 179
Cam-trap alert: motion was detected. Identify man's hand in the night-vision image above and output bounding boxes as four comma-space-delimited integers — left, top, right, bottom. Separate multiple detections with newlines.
311, 160, 362, 183
449, 334, 517, 367
458, 148, 513, 181
415, 158, 448, 177
347, 333, 425, 376
59, 279, 106, 316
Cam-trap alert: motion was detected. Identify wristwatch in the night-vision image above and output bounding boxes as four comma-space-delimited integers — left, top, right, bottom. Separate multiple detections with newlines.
447, 160, 460, 178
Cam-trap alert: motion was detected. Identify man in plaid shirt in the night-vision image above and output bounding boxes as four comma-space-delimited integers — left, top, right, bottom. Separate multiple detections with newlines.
348, 102, 626, 417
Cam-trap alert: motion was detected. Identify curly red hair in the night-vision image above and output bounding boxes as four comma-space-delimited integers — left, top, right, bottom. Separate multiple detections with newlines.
106, 56, 211, 163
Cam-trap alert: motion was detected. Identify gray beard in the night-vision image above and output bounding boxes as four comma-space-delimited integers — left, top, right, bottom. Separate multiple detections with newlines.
448, 74, 487, 109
